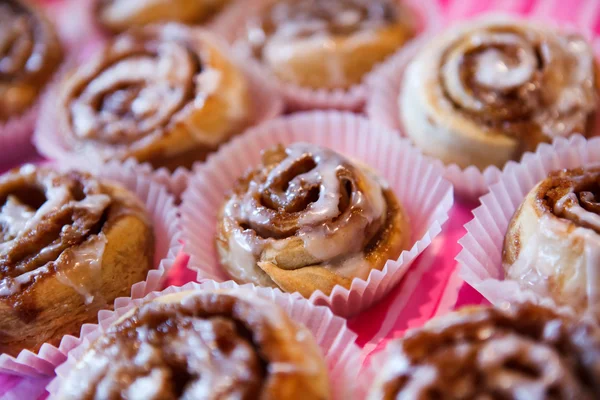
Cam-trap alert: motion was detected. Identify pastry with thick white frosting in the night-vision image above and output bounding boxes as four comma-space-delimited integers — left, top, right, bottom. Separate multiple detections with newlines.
95, 0, 230, 33
368, 302, 600, 399
54, 289, 330, 400
216, 143, 410, 297
245, 0, 415, 89
0, 165, 153, 357
400, 15, 599, 170
56, 24, 250, 170
504, 166, 600, 317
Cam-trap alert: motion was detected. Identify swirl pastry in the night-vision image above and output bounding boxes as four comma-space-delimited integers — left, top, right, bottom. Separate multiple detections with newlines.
401, 16, 599, 170
55, 289, 330, 399
0, 165, 154, 357
245, 0, 415, 89
0, 0, 63, 121
57, 24, 250, 170
368, 302, 600, 399
95, 0, 231, 34
216, 143, 410, 297
503, 166, 600, 317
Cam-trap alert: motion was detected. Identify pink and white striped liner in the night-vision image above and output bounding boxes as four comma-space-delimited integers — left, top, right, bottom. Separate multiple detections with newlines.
219, 0, 442, 111
456, 135, 600, 310
180, 112, 454, 317
46, 280, 362, 400
366, 9, 600, 199
0, 159, 182, 377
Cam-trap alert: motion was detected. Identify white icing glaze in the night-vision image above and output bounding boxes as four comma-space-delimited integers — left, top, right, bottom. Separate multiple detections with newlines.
221, 143, 388, 279
55, 235, 108, 304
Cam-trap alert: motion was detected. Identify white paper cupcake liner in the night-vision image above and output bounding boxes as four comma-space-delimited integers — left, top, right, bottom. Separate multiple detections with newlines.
219, 0, 441, 111
456, 134, 600, 311
0, 160, 182, 377
180, 111, 454, 317
46, 280, 361, 400
366, 15, 600, 200
33, 32, 283, 199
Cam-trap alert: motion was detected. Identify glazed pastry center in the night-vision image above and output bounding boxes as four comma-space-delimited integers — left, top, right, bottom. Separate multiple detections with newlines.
69, 33, 203, 144
439, 25, 597, 143
380, 304, 600, 399
58, 298, 266, 399
222, 143, 388, 271
0, 166, 111, 297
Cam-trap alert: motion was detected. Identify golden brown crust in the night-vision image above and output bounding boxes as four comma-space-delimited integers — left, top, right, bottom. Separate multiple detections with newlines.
0, 0, 63, 121
57, 24, 250, 171
55, 290, 330, 400
216, 143, 410, 297
95, 0, 230, 34
0, 166, 154, 356
368, 303, 600, 400
245, 0, 415, 89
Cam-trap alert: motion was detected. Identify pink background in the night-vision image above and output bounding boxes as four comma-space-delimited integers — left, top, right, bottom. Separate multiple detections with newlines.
2, 0, 599, 397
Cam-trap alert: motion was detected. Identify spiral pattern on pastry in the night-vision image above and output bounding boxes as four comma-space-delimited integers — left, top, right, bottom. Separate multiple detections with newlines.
504, 166, 600, 317
216, 143, 410, 297
55, 290, 330, 400
58, 24, 250, 170
245, 0, 415, 89
401, 16, 599, 170
0, 0, 62, 121
368, 303, 600, 400
95, 0, 231, 34
0, 165, 153, 356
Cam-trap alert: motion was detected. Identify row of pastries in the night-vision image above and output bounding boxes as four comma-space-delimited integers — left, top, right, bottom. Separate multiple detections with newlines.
2, 0, 600, 399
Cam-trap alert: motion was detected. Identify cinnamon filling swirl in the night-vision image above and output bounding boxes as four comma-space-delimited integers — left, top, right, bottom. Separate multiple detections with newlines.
438, 24, 597, 147
56, 290, 330, 400
217, 143, 409, 296
370, 303, 600, 400
0, 0, 62, 120
0, 166, 111, 298
59, 24, 250, 169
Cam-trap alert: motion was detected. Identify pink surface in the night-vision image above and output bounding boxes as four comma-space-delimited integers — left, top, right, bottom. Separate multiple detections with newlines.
3, 0, 600, 396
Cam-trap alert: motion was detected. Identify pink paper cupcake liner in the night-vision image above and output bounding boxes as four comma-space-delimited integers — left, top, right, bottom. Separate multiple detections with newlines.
219, 0, 442, 111
0, 160, 182, 377
46, 280, 362, 400
0, 105, 39, 170
366, 13, 600, 200
180, 111, 454, 317
456, 134, 599, 311
33, 31, 283, 199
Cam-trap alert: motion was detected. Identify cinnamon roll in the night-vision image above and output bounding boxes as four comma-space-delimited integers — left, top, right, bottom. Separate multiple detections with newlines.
503, 166, 600, 317
95, 0, 231, 34
245, 0, 415, 90
0, 165, 154, 357
216, 143, 410, 297
54, 289, 330, 399
0, 0, 63, 121
57, 24, 250, 170
368, 302, 600, 399
400, 16, 599, 170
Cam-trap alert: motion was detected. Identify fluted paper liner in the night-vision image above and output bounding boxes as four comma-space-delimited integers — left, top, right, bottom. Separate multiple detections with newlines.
33, 32, 283, 198
456, 134, 600, 312
218, 0, 441, 111
0, 160, 182, 377
180, 112, 453, 317
366, 15, 600, 199
46, 280, 361, 400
